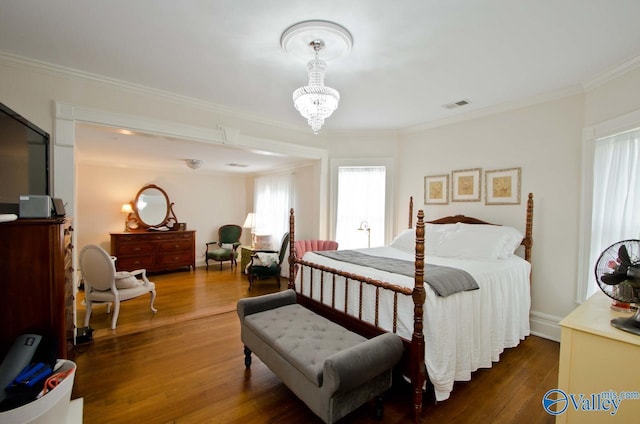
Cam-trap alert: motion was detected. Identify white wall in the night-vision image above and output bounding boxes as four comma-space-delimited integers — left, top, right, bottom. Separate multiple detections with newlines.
290, 163, 320, 240
397, 94, 585, 340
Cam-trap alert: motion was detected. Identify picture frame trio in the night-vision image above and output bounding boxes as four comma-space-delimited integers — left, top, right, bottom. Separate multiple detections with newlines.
424, 167, 521, 205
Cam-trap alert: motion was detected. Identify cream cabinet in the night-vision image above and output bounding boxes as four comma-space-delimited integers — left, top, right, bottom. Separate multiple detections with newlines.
556, 291, 640, 423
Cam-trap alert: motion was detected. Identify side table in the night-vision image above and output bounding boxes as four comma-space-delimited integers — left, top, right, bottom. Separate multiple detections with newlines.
240, 246, 256, 274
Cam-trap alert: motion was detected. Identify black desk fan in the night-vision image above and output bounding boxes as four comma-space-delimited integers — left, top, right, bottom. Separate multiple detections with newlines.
595, 239, 640, 335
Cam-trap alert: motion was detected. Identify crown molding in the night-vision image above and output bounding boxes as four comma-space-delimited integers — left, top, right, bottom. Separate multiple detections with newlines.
400, 85, 584, 135
4, 50, 639, 137
0, 51, 308, 133
582, 54, 640, 92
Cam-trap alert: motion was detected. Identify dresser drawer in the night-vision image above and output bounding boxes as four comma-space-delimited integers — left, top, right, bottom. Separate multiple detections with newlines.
158, 252, 191, 266
158, 240, 192, 252
115, 243, 155, 256
115, 255, 156, 270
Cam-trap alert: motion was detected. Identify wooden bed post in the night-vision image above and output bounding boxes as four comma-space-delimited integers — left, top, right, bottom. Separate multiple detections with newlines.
411, 209, 426, 423
288, 208, 296, 289
524, 193, 534, 263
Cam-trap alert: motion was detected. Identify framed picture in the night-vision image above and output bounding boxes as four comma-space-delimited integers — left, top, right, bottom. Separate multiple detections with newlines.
485, 167, 521, 205
424, 174, 449, 204
451, 168, 481, 202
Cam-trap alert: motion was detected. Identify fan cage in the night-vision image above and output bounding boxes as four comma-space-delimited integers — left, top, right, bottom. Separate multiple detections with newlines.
594, 239, 640, 304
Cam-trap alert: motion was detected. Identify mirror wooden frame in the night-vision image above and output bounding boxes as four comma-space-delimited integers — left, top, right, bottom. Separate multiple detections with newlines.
125, 184, 178, 231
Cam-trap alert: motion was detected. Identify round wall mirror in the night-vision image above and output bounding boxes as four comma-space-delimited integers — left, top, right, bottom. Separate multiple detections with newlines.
128, 184, 178, 230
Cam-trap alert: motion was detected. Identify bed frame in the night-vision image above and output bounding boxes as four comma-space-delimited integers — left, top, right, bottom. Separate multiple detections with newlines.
288, 193, 534, 423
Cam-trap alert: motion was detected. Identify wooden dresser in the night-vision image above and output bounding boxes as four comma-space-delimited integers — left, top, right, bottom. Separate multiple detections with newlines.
0, 218, 74, 360
110, 230, 196, 272
556, 291, 640, 423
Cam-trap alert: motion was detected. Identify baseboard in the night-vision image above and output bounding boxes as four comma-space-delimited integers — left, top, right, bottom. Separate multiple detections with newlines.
529, 310, 562, 342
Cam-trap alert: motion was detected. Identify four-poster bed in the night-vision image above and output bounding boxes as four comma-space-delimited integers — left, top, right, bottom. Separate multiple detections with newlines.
287, 193, 534, 422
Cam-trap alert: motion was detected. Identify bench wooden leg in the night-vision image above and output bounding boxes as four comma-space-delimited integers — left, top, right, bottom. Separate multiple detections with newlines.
375, 395, 384, 420
244, 346, 252, 368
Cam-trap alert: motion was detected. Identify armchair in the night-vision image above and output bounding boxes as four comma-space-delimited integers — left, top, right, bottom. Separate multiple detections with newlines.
205, 224, 242, 270
79, 244, 157, 330
294, 239, 339, 259
293, 239, 339, 278
247, 232, 290, 290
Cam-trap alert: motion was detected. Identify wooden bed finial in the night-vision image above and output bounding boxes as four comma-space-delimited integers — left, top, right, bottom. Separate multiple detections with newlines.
409, 196, 414, 229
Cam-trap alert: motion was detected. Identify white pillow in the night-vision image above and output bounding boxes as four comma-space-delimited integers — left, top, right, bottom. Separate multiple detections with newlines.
115, 271, 142, 289
389, 229, 415, 252
221, 243, 234, 250
390, 224, 458, 255
255, 252, 279, 267
434, 231, 509, 259
425, 223, 460, 232
458, 224, 523, 258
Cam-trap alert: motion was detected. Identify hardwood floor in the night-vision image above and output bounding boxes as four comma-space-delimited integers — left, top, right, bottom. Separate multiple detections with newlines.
71, 267, 559, 423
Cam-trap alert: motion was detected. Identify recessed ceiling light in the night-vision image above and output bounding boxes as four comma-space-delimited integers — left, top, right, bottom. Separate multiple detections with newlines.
226, 163, 248, 168
185, 159, 204, 169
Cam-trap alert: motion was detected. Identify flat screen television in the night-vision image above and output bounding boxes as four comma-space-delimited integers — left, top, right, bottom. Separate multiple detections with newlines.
0, 102, 50, 215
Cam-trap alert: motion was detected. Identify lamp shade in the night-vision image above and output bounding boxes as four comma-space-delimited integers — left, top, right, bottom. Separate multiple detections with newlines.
243, 213, 255, 229
121, 203, 133, 214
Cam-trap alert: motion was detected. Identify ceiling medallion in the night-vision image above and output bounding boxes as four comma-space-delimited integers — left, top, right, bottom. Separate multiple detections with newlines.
281, 20, 353, 134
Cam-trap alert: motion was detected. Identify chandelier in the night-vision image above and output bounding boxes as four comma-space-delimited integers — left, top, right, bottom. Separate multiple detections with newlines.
292, 40, 339, 134
281, 20, 352, 134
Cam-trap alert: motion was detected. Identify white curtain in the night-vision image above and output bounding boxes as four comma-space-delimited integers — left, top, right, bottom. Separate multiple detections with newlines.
587, 128, 640, 297
335, 166, 386, 249
254, 174, 293, 250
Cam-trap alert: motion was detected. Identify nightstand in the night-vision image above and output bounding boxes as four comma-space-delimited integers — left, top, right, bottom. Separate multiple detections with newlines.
240, 246, 256, 274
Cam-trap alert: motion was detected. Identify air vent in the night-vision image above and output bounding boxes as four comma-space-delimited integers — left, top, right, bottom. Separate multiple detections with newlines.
442, 99, 470, 110
226, 163, 249, 168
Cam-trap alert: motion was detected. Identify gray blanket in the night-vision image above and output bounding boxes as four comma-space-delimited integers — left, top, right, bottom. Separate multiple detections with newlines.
313, 250, 478, 297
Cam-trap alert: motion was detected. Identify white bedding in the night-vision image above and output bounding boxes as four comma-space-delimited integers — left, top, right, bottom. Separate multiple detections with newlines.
295, 246, 531, 401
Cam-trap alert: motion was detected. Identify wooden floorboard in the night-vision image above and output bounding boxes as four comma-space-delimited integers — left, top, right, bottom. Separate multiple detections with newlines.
72, 266, 559, 423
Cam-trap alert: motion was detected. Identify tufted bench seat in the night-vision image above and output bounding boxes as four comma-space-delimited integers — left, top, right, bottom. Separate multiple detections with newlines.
237, 289, 403, 424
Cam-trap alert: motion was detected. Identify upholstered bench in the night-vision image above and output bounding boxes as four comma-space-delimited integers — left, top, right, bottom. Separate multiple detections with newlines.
237, 290, 403, 424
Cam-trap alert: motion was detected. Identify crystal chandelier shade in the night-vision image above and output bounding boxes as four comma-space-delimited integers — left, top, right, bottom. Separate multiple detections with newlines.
292, 41, 340, 134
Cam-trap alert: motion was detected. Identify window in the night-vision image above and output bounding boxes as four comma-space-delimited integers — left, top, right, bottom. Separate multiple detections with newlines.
335, 166, 386, 249
585, 128, 640, 298
254, 174, 293, 249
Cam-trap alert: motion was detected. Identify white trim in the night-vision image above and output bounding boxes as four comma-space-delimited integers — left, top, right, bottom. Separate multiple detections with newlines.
55, 102, 227, 145
400, 85, 583, 135
1, 51, 309, 133
582, 55, 640, 92
529, 310, 562, 342
576, 108, 640, 303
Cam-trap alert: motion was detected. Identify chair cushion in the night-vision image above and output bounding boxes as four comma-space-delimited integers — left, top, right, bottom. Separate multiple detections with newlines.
115, 271, 142, 289
87, 281, 155, 302
244, 304, 366, 387
254, 252, 279, 267
207, 248, 234, 261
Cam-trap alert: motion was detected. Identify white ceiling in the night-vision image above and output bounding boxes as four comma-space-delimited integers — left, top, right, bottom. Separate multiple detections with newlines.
1, 0, 640, 171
